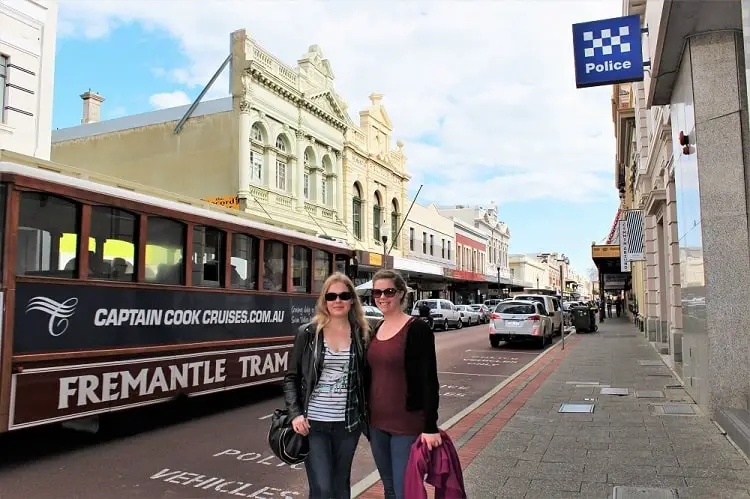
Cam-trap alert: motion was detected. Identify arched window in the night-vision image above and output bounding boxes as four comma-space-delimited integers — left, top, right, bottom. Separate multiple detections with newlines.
250, 124, 264, 183
352, 184, 362, 239
251, 124, 262, 142
275, 135, 287, 152
275, 135, 288, 190
390, 199, 399, 249
372, 191, 382, 241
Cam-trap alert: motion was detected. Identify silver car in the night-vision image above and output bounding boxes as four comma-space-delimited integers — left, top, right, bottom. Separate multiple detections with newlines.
489, 300, 552, 349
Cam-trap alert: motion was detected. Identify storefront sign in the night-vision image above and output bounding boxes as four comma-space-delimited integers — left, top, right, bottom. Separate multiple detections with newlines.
368, 253, 383, 267
201, 195, 240, 210
592, 244, 620, 259
14, 282, 316, 354
572, 14, 644, 88
9, 344, 290, 429
619, 220, 631, 272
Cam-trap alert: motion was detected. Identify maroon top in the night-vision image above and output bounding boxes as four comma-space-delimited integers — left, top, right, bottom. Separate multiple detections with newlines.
368, 318, 425, 435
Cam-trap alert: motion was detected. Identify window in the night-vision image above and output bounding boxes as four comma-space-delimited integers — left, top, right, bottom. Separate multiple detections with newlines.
442, 238, 445, 258
448, 241, 452, 261
313, 250, 331, 293
292, 246, 311, 293
230, 233, 258, 290
250, 150, 263, 182
193, 225, 225, 288
303, 172, 310, 199
352, 191, 362, 239
89, 206, 137, 281
263, 239, 286, 291
145, 217, 185, 285
390, 211, 399, 248
0, 55, 6, 122
251, 124, 263, 142
276, 159, 287, 190
0, 184, 6, 279
429, 235, 434, 256
409, 228, 414, 251
321, 177, 327, 205
372, 203, 381, 241
17, 192, 80, 278
275, 136, 286, 152
304, 150, 310, 167
422, 232, 427, 253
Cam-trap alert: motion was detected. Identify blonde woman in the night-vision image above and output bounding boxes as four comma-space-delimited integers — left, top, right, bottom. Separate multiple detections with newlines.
282, 272, 370, 499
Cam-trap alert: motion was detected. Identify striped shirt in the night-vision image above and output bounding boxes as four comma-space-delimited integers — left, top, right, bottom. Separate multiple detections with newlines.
306, 340, 351, 422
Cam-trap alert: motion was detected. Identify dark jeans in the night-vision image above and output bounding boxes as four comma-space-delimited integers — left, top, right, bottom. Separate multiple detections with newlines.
369, 427, 419, 499
305, 420, 360, 499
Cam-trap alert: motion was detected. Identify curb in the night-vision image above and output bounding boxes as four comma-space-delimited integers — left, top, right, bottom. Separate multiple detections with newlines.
350, 330, 577, 498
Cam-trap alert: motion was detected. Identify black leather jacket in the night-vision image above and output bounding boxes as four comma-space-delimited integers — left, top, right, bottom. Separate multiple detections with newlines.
282, 321, 369, 431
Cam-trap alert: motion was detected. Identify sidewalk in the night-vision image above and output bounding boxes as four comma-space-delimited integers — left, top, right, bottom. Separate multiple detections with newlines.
355, 318, 750, 498
462, 318, 750, 498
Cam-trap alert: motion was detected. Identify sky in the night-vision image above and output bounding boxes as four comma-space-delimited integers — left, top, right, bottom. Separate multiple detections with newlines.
52, 0, 623, 276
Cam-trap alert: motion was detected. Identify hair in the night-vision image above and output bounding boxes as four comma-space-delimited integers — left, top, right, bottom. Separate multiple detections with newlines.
312, 272, 369, 341
371, 269, 409, 307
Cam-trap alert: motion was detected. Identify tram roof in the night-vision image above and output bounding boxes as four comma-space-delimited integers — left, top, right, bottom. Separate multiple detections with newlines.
0, 151, 351, 252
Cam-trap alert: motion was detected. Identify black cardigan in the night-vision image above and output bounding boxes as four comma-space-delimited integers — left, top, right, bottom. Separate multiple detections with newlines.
366, 317, 440, 434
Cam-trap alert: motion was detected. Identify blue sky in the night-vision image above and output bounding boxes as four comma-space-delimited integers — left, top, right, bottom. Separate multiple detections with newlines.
54, 0, 623, 276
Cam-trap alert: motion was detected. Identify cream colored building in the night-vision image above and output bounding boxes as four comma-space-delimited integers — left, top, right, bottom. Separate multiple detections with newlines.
0, 0, 57, 159
510, 254, 549, 290
343, 93, 409, 259
51, 29, 352, 239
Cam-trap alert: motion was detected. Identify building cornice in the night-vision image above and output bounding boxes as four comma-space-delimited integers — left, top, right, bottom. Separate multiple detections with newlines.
644, 188, 667, 216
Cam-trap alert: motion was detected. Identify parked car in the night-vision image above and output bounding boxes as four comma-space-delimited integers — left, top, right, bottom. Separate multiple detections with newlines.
489, 300, 553, 348
363, 305, 384, 329
455, 305, 481, 326
470, 304, 491, 323
483, 298, 504, 310
513, 294, 564, 335
411, 299, 462, 330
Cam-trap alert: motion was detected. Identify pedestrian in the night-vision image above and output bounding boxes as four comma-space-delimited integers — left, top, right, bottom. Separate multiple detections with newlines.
367, 269, 442, 499
606, 298, 613, 318
615, 296, 622, 318
282, 272, 370, 499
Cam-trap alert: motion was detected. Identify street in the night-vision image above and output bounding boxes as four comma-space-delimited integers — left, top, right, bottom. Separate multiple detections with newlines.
0, 323, 564, 499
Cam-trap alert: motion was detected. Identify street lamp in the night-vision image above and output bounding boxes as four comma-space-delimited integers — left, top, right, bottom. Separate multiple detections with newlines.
496, 263, 501, 298
380, 223, 389, 269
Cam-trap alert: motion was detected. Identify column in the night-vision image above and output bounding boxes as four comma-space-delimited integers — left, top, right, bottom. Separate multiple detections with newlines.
295, 132, 306, 207
336, 151, 344, 216
238, 99, 251, 203
665, 175, 683, 362
644, 214, 659, 341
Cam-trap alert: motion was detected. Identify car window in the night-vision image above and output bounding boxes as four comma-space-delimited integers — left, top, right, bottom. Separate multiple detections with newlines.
497, 302, 537, 315
415, 300, 438, 310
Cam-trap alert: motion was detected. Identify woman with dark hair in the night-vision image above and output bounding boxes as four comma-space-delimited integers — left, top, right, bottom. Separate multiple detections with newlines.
366, 269, 441, 499
282, 272, 370, 499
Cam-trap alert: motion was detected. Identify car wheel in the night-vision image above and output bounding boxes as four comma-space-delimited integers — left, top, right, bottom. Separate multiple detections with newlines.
490, 337, 500, 348
457, 319, 463, 329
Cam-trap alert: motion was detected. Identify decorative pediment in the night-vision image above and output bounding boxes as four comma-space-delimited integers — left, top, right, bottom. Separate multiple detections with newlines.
367, 93, 392, 129
308, 90, 351, 124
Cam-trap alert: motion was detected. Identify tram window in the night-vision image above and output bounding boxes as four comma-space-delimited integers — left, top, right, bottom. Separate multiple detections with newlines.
145, 216, 185, 285
292, 246, 311, 293
313, 250, 332, 293
17, 192, 80, 278
89, 206, 137, 281
230, 233, 258, 290
193, 225, 225, 288
263, 240, 286, 291
0, 184, 5, 280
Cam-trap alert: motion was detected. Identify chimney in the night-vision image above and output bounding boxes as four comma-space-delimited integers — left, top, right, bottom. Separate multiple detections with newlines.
80, 90, 105, 124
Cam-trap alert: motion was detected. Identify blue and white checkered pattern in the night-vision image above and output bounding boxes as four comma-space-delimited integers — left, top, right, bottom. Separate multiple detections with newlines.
582, 26, 632, 58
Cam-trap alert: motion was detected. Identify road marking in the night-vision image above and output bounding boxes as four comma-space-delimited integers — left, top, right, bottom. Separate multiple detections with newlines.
465, 349, 541, 355
438, 371, 510, 377
258, 413, 273, 420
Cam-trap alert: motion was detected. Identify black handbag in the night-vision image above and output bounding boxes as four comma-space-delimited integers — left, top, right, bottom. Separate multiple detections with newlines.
267, 408, 309, 465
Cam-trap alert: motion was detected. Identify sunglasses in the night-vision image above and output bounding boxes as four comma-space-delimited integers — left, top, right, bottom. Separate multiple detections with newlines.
372, 288, 398, 298
325, 291, 353, 302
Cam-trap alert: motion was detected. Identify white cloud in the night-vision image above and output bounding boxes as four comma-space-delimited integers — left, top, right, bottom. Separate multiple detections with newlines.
148, 91, 191, 110
58, 0, 621, 206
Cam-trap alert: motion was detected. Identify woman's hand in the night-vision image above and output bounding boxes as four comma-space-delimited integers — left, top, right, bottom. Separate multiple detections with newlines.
292, 415, 310, 435
421, 432, 442, 450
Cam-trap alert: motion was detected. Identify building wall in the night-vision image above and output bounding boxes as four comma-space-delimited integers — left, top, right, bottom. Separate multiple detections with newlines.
343, 95, 409, 256
509, 254, 548, 289
403, 202, 455, 268
0, 0, 57, 159
454, 220, 487, 276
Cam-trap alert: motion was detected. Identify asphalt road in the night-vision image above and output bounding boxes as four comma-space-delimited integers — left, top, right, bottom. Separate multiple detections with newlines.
0, 323, 564, 499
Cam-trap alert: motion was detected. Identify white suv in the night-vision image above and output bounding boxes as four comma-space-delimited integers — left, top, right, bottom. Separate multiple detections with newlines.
411, 299, 462, 330
513, 294, 564, 335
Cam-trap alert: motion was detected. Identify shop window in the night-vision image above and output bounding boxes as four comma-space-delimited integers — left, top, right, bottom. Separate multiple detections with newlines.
313, 250, 331, 293
17, 192, 80, 278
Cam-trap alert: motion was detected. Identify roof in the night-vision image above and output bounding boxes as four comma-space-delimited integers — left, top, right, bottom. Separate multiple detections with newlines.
0, 153, 350, 252
52, 97, 233, 143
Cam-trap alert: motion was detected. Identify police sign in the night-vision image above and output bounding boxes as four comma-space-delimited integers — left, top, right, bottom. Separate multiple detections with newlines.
572, 15, 644, 88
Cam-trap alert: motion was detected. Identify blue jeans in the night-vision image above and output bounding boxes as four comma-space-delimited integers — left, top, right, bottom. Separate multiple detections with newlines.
305, 421, 361, 499
369, 427, 419, 499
